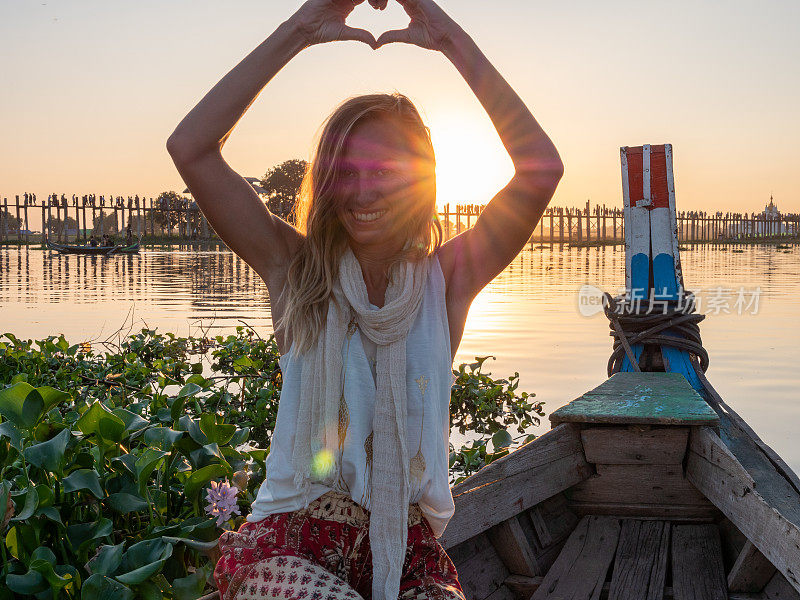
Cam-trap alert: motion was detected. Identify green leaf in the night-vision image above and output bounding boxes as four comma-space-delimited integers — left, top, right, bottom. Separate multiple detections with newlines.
199, 413, 235, 446
23, 427, 70, 473
162, 536, 220, 551
229, 427, 250, 447
20, 389, 45, 430
115, 538, 173, 585
176, 382, 202, 399
63, 469, 104, 499
172, 567, 211, 600
112, 408, 149, 434
87, 543, 125, 576
5, 570, 48, 595
135, 448, 169, 494
10, 485, 39, 521
76, 401, 126, 442
81, 574, 135, 600
491, 429, 513, 450
35, 506, 64, 525
189, 443, 227, 470
0, 421, 22, 450
144, 426, 183, 450
106, 492, 148, 514
176, 415, 207, 445
184, 463, 228, 501
0, 382, 34, 429
35, 386, 71, 413
169, 396, 187, 421
29, 557, 74, 593
66, 518, 113, 554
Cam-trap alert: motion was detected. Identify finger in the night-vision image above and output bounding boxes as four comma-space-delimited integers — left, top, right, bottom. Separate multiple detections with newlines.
340, 26, 378, 47
375, 28, 413, 48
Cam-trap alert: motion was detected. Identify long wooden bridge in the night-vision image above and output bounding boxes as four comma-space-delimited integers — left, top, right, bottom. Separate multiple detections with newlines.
1, 194, 798, 246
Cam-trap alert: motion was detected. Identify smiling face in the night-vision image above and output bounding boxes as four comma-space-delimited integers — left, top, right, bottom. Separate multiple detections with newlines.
335, 115, 435, 256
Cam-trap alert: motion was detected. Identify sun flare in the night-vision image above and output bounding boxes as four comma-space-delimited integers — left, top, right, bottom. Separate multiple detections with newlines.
428, 111, 515, 210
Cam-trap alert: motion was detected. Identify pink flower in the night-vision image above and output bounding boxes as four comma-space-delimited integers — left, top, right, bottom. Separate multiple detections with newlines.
204, 479, 241, 527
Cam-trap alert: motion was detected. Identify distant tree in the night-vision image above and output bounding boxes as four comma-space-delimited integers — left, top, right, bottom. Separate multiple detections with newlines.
88, 211, 120, 235
1, 209, 22, 232
260, 159, 308, 221
153, 191, 190, 230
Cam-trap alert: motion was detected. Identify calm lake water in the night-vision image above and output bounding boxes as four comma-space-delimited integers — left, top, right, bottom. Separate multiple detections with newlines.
2, 242, 799, 472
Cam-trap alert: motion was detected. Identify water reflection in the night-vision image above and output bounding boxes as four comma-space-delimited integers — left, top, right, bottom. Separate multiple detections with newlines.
1, 242, 798, 472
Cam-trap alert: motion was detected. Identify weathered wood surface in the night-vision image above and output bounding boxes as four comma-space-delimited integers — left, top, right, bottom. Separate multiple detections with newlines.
442, 424, 592, 549
568, 464, 710, 506
671, 524, 727, 600
608, 520, 670, 600
581, 427, 689, 465
528, 494, 579, 549
505, 574, 542, 597
569, 500, 719, 521
762, 571, 800, 600
504, 576, 765, 600
531, 515, 621, 600
550, 373, 719, 426
727, 540, 777, 593
487, 516, 539, 577
449, 532, 510, 600
686, 427, 800, 594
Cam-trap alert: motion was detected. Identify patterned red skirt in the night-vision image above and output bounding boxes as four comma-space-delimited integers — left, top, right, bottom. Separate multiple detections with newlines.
214, 490, 465, 600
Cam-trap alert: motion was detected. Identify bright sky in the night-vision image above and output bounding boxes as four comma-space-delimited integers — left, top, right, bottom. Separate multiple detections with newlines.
1, 0, 798, 212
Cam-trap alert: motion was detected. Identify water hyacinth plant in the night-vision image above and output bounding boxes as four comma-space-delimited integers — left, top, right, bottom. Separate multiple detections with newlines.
0, 326, 543, 598
204, 480, 240, 528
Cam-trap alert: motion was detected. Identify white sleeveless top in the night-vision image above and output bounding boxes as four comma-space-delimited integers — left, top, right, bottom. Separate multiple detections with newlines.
248, 255, 456, 538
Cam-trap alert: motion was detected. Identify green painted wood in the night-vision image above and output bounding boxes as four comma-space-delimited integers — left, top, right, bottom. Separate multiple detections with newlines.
550, 373, 719, 426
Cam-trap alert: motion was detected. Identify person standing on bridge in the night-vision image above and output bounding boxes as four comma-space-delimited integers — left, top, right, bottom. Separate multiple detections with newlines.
167, 1, 562, 598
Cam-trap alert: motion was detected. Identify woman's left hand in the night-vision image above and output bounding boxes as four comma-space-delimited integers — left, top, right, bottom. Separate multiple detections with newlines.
374, 0, 464, 51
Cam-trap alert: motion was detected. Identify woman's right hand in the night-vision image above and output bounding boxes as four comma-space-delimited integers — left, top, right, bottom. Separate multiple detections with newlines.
289, 0, 377, 48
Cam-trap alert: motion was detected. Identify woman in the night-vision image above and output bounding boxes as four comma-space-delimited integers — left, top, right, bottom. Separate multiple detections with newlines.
167, 1, 562, 598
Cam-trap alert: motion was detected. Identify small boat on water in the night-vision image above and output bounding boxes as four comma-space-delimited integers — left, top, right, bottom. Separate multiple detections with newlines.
445, 145, 800, 600
46, 238, 140, 255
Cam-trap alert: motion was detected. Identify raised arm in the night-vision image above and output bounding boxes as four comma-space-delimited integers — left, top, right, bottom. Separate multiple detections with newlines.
376, 0, 564, 301
166, 1, 376, 296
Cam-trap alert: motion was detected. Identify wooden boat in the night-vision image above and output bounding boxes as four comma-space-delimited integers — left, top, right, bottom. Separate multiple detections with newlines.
445, 145, 800, 600
46, 238, 140, 255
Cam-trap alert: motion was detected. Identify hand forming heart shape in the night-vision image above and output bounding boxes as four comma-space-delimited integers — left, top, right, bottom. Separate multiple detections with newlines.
292, 0, 460, 52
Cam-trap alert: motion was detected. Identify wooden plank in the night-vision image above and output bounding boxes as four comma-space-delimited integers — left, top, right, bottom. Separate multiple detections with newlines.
487, 516, 540, 577
569, 501, 718, 521
581, 427, 689, 465
568, 464, 710, 506
727, 540, 776, 593
671, 524, 727, 600
686, 427, 800, 594
454, 536, 510, 600
762, 571, 800, 600
528, 494, 579, 549
608, 520, 670, 600
531, 515, 621, 600
505, 574, 542, 597
442, 424, 592, 549
550, 373, 719, 427
500, 578, 763, 600
717, 517, 749, 571
452, 424, 589, 496
482, 585, 517, 600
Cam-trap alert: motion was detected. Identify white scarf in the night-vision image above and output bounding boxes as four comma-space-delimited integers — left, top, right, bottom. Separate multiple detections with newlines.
292, 247, 431, 600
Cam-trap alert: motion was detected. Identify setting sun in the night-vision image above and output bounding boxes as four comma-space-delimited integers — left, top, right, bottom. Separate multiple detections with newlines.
428, 110, 515, 209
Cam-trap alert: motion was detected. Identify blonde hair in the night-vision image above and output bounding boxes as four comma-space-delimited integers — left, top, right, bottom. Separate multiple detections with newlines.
279, 93, 442, 353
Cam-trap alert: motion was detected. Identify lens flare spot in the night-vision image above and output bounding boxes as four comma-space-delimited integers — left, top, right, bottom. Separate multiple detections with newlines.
311, 449, 335, 479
